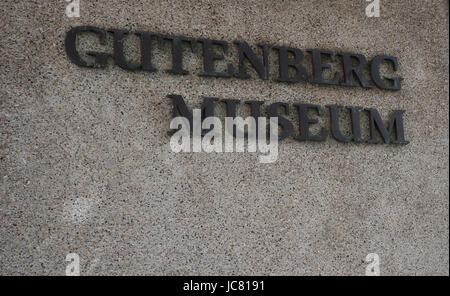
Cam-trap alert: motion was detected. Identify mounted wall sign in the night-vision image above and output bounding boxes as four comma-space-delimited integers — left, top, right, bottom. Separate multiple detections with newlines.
64, 26, 409, 145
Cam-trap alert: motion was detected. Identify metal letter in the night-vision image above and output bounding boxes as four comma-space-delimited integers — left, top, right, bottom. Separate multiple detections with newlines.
309, 49, 340, 85
326, 105, 363, 142
366, 108, 409, 144
338, 53, 373, 88
370, 55, 402, 90
198, 39, 233, 77
294, 104, 328, 141
273, 46, 307, 83
65, 26, 110, 68
234, 41, 270, 80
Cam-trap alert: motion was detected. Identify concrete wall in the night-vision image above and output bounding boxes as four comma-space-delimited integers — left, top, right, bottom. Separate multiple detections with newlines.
0, 0, 448, 275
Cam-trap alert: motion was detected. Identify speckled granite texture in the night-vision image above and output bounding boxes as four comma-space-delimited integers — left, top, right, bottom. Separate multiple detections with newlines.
0, 0, 448, 275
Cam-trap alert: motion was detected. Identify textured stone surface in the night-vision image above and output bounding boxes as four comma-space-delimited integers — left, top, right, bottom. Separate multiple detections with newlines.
0, 0, 448, 275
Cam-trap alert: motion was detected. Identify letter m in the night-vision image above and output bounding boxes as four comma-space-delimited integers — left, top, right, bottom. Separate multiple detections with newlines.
167, 94, 217, 135
366, 108, 409, 144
